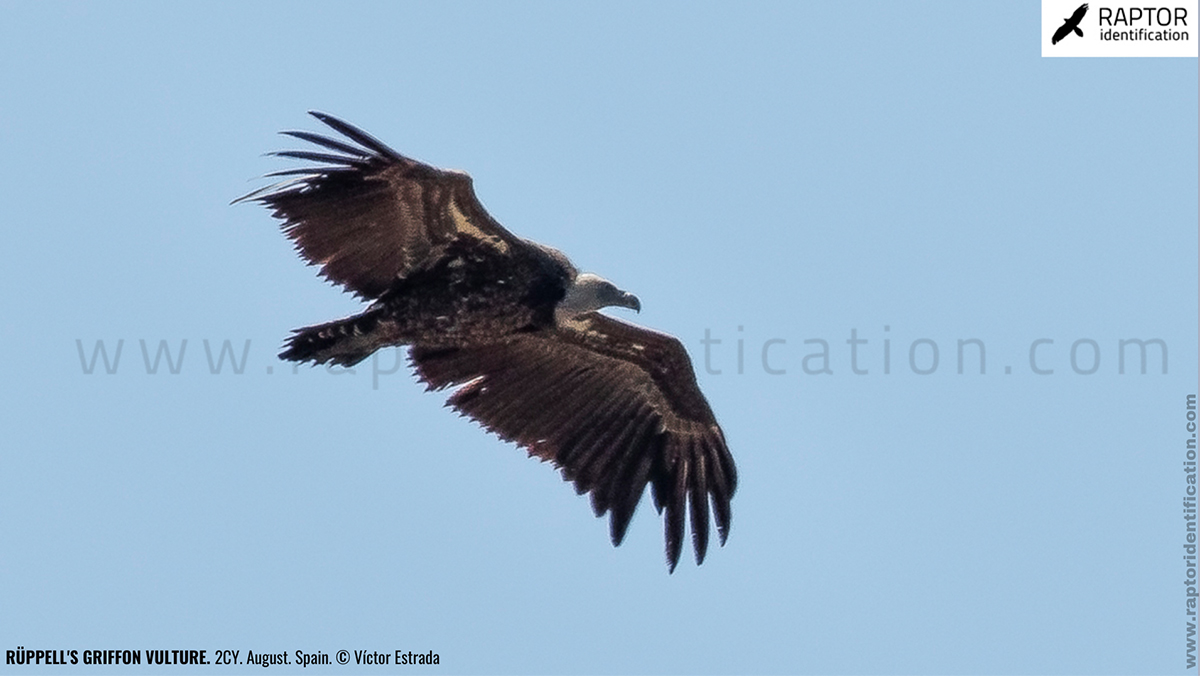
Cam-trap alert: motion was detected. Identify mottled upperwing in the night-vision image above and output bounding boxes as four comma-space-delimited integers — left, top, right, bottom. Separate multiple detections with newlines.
410, 312, 737, 571
236, 111, 526, 299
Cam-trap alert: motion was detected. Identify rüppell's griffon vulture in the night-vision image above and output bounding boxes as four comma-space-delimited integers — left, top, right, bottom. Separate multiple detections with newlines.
237, 112, 736, 571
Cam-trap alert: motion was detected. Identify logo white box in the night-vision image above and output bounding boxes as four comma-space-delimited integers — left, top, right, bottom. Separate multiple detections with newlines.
1042, 0, 1199, 56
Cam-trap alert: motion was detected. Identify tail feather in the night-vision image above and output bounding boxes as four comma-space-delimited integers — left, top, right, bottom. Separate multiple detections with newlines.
279, 311, 390, 367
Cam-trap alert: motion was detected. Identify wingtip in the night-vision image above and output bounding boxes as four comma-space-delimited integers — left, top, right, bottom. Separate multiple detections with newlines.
609, 509, 634, 547
307, 110, 343, 129
665, 529, 685, 573
308, 110, 348, 129
610, 528, 625, 548
230, 185, 267, 205
301, 110, 404, 161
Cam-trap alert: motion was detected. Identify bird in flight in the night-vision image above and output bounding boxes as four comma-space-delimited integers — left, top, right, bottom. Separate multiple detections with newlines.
1052, 3, 1088, 44
237, 112, 736, 571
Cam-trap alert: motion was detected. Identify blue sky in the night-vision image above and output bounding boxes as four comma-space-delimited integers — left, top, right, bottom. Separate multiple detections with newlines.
1, 2, 1196, 674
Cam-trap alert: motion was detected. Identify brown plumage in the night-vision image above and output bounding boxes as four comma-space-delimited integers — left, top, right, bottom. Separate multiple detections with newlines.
238, 112, 736, 571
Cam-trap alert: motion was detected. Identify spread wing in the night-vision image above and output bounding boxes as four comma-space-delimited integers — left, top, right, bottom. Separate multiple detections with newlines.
1070, 3, 1089, 24
1053, 3, 1088, 42
410, 313, 736, 572
236, 111, 528, 299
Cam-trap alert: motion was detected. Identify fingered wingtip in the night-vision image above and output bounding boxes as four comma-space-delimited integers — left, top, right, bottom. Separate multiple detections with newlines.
301, 111, 404, 161
230, 185, 266, 205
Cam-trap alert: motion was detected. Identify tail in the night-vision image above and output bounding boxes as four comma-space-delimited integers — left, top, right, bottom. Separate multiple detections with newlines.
279, 310, 393, 367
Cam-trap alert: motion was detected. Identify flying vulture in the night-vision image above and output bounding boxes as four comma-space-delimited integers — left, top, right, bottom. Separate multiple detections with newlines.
237, 112, 736, 571
1052, 3, 1088, 44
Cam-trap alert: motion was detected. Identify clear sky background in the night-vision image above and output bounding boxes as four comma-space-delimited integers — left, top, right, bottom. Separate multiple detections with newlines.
1, 3, 1196, 674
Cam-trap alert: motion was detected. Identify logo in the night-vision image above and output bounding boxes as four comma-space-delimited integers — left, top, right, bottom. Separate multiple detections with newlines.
1052, 3, 1090, 43
1042, 0, 1198, 56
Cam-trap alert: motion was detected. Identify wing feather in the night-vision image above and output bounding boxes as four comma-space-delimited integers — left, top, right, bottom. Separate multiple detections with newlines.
607, 422, 659, 544
583, 406, 647, 514
308, 110, 405, 161
666, 452, 689, 572
556, 394, 632, 480
689, 449, 711, 564
279, 130, 371, 157
268, 149, 370, 166
410, 313, 736, 571
601, 411, 659, 544
237, 112, 529, 299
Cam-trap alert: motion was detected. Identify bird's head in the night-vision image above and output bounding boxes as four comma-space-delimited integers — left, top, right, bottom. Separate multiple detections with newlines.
557, 272, 641, 320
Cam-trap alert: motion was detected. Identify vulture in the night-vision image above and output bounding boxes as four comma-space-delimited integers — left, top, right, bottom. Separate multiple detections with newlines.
236, 112, 736, 571
1052, 3, 1088, 44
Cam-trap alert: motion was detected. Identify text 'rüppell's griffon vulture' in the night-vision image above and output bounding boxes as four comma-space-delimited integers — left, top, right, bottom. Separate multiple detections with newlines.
237, 112, 736, 571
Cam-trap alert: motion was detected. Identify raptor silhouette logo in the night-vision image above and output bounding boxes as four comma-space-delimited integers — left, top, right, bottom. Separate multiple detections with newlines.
1052, 3, 1089, 44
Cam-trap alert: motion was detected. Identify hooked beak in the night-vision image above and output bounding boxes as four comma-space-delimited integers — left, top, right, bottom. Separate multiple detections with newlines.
618, 291, 641, 313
